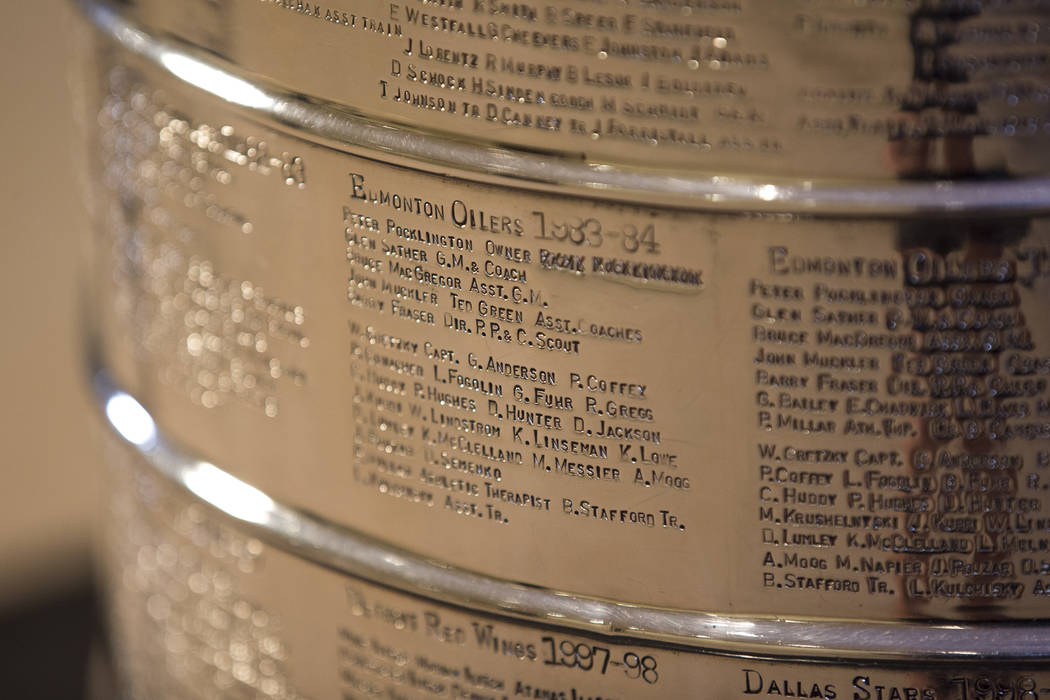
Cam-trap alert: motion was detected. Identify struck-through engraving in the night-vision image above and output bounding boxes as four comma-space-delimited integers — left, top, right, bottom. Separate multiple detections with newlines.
76, 0, 1050, 695
91, 52, 1050, 622
86, 21, 1050, 631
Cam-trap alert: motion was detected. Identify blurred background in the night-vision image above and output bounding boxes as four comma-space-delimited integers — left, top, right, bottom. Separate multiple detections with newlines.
1, 0, 105, 697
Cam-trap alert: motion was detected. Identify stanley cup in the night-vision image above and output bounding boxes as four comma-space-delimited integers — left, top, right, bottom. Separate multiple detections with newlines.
77, 0, 1050, 697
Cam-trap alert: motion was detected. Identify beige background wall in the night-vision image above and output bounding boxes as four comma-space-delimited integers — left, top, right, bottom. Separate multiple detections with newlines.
0, 0, 99, 606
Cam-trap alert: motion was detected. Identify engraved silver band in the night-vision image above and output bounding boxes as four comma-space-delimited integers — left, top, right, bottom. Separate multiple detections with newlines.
92, 367, 1050, 663
80, 0, 1050, 217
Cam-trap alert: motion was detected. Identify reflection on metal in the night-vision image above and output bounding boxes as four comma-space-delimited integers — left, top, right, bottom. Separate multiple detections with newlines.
93, 369, 1050, 662
105, 391, 157, 449
77, 0, 1050, 215
182, 462, 277, 527
158, 53, 271, 111
79, 0, 1050, 692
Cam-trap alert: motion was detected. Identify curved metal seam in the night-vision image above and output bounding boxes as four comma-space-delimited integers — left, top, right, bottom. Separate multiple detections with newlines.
94, 369, 1050, 662
79, 0, 1050, 216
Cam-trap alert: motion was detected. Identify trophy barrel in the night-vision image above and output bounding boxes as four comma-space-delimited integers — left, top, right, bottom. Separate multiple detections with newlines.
76, 0, 1050, 696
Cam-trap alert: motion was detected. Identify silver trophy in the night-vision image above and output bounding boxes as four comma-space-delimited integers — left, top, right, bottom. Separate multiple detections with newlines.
78, 0, 1050, 696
